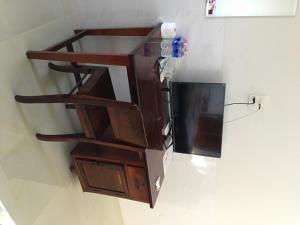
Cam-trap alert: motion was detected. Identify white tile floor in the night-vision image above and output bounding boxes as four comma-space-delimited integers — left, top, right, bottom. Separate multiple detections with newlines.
0, 1, 124, 225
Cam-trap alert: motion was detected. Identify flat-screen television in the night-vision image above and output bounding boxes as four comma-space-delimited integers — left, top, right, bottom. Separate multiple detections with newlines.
170, 82, 225, 158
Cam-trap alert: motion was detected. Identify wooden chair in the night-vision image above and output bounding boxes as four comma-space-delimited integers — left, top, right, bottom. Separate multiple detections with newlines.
15, 63, 147, 152
26, 26, 159, 105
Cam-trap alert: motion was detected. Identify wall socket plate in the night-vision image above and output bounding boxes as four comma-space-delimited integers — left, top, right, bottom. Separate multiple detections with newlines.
248, 94, 267, 110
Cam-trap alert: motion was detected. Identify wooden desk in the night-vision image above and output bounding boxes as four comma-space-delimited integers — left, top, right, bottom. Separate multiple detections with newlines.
132, 26, 168, 206
26, 24, 169, 208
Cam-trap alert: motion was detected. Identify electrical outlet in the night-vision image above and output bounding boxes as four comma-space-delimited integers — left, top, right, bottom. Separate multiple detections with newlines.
248, 94, 267, 111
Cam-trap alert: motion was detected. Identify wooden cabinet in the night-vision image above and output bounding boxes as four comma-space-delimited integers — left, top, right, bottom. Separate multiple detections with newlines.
76, 159, 128, 197
71, 143, 151, 204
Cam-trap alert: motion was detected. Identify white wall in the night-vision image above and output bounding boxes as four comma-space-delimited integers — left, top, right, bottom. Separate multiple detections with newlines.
216, 14, 300, 225
213, 0, 297, 16
69, 1, 300, 225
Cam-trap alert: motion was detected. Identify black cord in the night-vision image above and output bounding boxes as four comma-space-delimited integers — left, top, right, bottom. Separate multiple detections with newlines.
225, 97, 256, 107
224, 102, 255, 107
224, 107, 260, 124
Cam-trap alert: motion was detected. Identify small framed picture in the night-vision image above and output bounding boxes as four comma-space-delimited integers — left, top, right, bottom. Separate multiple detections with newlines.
206, 0, 216, 16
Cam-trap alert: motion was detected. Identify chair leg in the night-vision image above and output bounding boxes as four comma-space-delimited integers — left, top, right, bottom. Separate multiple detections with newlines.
65, 104, 76, 109
48, 62, 80, 73
48, 62, 107, 75
36, 133, 85, 142
36, 133, 144, 153
15, 94, 70, 104
66, 43, 82, 86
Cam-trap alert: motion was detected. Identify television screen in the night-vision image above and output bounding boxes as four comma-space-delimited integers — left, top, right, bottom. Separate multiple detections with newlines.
171, 82, 225, 158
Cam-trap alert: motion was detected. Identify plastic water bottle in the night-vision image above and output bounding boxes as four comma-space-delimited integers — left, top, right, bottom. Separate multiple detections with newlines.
160, 36, 188, 58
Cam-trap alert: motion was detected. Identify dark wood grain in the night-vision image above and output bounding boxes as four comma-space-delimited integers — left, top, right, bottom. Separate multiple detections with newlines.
15, 94, 138, 110
131, 23, 167, 207
76, 68, 115, 138
108, 107, 147, 147
133, 23, 165, 150
126, 55, 139, 104
75, 105, 96, 139
27, 51, 130, 66
36, 133, 145, 153
126, 166, 149, 202
71, 143, 150, 202
145, 149, 165, 208
78, 159, 129, 196
15, 94, 70, 103
48, 62, 106, 74
71, 143, 144, 166
16, 65, 148, 148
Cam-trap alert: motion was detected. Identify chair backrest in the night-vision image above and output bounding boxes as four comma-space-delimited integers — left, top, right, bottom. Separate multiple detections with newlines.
75, 67, 147, 147
75, 68, 115, 139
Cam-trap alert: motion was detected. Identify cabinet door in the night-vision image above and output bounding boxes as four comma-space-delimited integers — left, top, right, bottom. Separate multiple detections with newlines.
77, 159, 128, 197
126, 166, 149, 202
